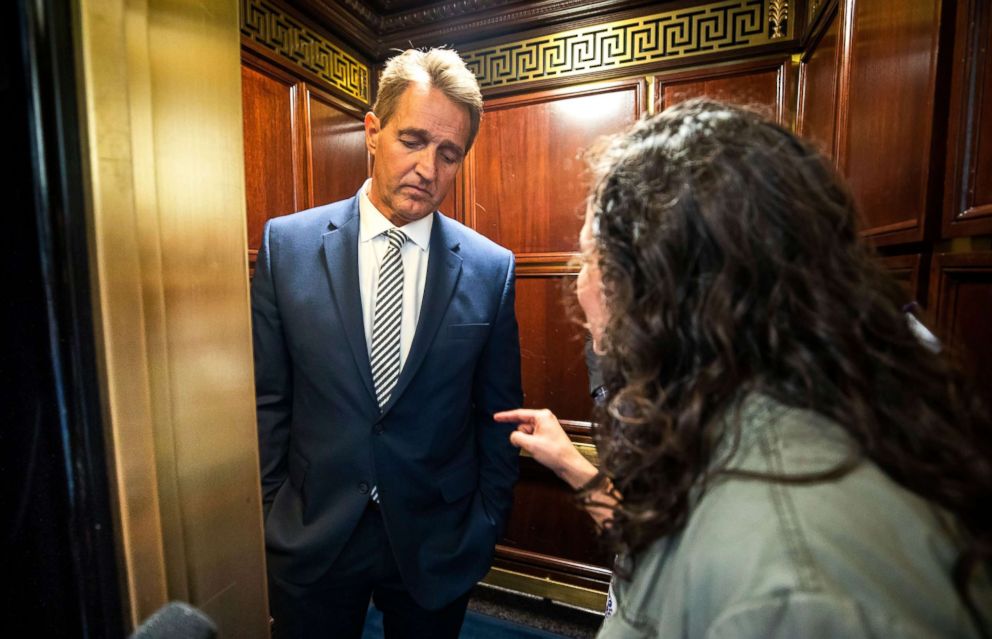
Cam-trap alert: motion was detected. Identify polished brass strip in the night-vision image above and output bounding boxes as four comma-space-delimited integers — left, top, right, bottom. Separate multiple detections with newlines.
76, 0, 269, 634
482, 567, 608, 613
463, 0, 793, 90
75, 0, 169, 625
240, 0, 370, 103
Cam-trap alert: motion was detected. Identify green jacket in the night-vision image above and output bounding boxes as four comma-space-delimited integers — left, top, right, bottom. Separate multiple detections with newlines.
598, 394, 990, 638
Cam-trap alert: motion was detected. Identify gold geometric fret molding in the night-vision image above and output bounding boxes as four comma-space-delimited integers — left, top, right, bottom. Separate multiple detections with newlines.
241, 0, 370, 104
463, 0, 792, 89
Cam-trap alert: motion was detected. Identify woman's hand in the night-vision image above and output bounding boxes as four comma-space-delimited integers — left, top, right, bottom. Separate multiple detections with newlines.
494, 408, 599, 490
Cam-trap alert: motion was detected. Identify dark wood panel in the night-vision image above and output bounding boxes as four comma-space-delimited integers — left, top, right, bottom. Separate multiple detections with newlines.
515, 274, 594, 421
943, 0, 992, 237
840, 0, 941, 245
470, 79, 644, 254
305, 85, 369, 208
656, 57, 788, 124
500, 458, 612, 572
878, 253, 923, 305
440, 161, 462, 222
929, 252, 992, 410
798, 3, 841, 158
241, 60, 302, 255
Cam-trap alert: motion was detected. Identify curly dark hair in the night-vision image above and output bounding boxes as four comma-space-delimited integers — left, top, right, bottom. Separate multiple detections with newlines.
587, 99, 991, 628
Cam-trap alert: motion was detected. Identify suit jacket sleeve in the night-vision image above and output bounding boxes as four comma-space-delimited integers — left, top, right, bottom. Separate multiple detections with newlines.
473, 252, 524, 531
251, 220, 293, 518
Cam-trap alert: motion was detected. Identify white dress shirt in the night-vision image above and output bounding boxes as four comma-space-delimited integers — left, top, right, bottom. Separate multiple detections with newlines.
358, 179, 433, 370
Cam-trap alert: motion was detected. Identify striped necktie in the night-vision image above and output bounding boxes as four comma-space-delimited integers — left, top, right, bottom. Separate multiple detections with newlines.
369, 228, 406, 503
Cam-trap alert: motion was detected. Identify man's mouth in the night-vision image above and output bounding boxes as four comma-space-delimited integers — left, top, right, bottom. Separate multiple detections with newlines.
401, 184, 431, 197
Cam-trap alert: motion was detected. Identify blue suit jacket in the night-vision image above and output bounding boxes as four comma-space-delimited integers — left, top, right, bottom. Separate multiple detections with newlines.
251, 192, 522, 609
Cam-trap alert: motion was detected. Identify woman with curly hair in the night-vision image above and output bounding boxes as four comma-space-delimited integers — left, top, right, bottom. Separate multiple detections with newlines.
495, 99, 992, 638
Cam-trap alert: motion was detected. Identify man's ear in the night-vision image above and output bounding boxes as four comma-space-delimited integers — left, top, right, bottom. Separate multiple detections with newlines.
364, 112, 380, 156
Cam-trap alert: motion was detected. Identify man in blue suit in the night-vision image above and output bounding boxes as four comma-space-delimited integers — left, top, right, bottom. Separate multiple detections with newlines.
251, 48, 523, 638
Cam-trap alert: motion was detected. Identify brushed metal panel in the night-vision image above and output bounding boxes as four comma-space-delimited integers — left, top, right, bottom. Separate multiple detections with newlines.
75, 0, 269, 635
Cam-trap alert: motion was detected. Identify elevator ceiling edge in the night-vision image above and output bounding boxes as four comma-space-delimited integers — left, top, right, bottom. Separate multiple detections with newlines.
289, 0, 668, 58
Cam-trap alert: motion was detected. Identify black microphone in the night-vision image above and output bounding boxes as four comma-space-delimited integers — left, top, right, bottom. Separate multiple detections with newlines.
129, 601, 217, 639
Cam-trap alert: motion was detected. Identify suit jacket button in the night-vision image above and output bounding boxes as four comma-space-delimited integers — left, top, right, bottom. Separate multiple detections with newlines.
373, 424, 384, 435
359, 482, 369, 494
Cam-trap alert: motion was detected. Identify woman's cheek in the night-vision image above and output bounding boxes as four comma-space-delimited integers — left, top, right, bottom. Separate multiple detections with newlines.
577, 264, 608, 350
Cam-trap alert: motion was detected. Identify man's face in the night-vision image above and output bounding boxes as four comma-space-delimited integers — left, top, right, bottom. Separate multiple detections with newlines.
365, 83, 470, 226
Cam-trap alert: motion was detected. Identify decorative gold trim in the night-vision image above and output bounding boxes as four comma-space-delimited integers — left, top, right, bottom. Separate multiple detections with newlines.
768, 0, 789, 39
240, 0, 370, 103
481, 567, 608, 613
463, 0, 792, 90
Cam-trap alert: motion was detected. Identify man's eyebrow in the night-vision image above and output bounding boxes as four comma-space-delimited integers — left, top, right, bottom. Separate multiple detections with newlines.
397, 127, 430, 140
397, 127, 465, 156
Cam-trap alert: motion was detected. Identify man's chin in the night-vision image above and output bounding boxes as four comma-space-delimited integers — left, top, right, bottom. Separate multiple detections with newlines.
394, 205, 436, 224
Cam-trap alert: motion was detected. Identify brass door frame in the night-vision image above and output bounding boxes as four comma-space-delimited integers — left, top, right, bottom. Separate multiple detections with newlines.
73, 1, 268, 635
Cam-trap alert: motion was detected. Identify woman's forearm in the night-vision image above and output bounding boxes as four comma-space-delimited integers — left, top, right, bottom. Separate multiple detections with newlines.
557, 452, 617, 528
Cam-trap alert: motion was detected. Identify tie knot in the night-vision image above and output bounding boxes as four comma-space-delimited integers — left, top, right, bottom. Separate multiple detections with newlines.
383, 229, 407, 252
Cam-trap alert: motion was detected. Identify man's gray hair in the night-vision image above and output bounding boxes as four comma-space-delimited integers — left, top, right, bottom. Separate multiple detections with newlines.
373, 48, 483, 152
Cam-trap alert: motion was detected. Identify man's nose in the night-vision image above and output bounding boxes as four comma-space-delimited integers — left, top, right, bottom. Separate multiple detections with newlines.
414, 148, 436, 182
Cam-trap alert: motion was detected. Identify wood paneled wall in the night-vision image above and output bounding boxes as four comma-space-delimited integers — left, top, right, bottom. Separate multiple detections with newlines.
797, 2, 842, 156
468, 80, 646, 435
798, 0, 992, 421
879, 254, 925, 304
241, 51, 368, 271
656, 58, 790, 124
471, 82, 644, 253
242, 59, 302, 254
838, 0, 943, 245
943, 0, 992, 238
464, 80, 645, 586
930, 252, 992, 411
934, 0, 992, 416
307, 88, 370, 208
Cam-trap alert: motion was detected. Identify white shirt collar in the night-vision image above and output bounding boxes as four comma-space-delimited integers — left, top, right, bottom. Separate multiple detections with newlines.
358, 178, 433, 251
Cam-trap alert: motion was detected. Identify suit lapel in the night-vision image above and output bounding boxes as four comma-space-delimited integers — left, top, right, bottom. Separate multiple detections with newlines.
321, 198, 377, 406
379, 213, 462, 416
